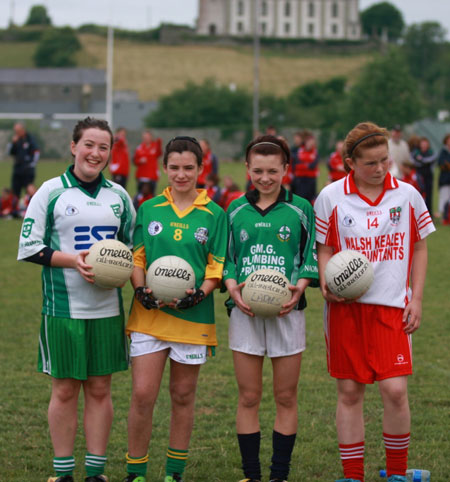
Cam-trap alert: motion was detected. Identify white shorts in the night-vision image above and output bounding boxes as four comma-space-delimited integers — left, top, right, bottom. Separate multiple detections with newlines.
130, 332, 208, 365
229, 307, 306, 358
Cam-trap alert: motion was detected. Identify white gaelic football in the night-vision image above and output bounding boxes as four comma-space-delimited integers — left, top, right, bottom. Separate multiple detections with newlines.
242, 268, 292, 317
86, 239, 134, 289
325, 249, 374, 299
146, 255, 196, 303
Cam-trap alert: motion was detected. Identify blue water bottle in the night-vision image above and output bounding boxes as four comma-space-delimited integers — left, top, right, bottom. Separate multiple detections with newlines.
379, 469, 431, 481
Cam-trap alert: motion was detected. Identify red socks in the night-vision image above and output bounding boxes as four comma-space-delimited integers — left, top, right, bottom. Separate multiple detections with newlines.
384, 432, 410, 477
339, 441, 365, 482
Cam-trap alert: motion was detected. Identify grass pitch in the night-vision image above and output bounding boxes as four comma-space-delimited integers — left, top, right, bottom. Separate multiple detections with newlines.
0, 160, 448, 481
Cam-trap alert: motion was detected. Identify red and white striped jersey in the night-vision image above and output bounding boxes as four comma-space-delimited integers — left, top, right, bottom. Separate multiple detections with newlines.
315, 171, 435, 308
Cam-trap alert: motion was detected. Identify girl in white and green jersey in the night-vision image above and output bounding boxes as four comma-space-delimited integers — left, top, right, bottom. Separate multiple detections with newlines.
224, 135, 319, 482
17, 117, 136, 482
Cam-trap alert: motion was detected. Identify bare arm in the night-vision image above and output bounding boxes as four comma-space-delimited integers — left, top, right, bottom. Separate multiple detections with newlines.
50, 250, 94, 284
317, 242, 345, 303
403, 238, 428, 334
225, 278, 254, 317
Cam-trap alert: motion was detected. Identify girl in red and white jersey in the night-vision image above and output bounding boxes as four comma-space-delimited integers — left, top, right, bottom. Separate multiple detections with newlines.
133, 130, 162, 196
314, 122, 435, 482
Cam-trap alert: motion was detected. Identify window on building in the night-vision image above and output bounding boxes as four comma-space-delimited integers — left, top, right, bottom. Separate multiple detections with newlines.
237, 21, 243, 33
308, 1, 315, 17
284, 22, 291, 34
238, 0, 244, 16
308, 23, 314, 35
261, 1, 267, 16
285, 1, 291, 17
209, 24, 217, 35
261, 22, 267, 34
332, 2, 338, 18
332, 24, 338, 35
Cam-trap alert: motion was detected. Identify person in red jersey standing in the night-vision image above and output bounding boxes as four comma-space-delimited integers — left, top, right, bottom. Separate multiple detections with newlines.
134, 130, 162, 196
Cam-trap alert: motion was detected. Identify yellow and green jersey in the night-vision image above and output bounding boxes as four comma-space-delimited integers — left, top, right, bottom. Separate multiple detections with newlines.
126, 187, 227, 346
224, 188, 319, 310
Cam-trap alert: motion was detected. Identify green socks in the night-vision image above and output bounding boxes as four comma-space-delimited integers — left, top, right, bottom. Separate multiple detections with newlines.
85, 453, 107, 477
53, 456, 75, 476
126, 453, 149, 477
165, 447, 188, 477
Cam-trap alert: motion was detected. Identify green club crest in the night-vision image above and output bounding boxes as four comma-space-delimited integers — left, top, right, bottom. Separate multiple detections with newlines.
21, 218, 35, 238
110, 203, 121, 218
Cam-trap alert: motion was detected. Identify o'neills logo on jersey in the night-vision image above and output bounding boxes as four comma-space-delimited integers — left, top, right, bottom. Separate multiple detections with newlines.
389, 206, 402, 225
249, 272, 287, 288
155, 267, 192, 281
99, 247, 133, 263
333, 257, 365, 286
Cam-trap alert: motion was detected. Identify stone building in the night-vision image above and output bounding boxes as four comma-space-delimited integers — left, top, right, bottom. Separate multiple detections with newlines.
197, 0, 361, 40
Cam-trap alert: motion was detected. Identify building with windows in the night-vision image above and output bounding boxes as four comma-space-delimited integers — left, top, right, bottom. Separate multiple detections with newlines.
197, 0, 361, 40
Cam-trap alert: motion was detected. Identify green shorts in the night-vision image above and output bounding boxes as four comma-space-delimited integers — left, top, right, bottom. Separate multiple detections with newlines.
38, 314, 129, 380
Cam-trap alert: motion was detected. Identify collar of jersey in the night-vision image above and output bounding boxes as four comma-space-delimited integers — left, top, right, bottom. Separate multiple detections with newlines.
160, 187, 211, 218
344, 170, 399, 206
63, 166, 110, 198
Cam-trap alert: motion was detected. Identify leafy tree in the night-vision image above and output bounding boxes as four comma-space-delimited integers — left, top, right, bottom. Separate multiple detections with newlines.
146, 79, 252, 128
25, 5, 52, 26
288, 77, 346, 108
402, 22, 447, 80
344, 49, 423, 129
33, 27, 81, 67
361, 2, 404, 41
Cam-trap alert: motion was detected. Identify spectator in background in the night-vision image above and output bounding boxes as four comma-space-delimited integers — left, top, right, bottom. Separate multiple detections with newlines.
109, 127, 130, 189
411, 136, 436, 216
7, 122, 40, 200
205, 173, 222, 204
197, 139, 218, 188
290, 131, 303, 161
388, 125, 410, 178
1, 187, 19, 218
133, 181, 154, 211
398, 160, 425, 197
291, 131, 319, 203
219, 175, 244, 211
265, 125, 277, 136
437, 133, 450, 225
134, 130, 162, 196
407, 134, 420, 153
327, 140, 346, 183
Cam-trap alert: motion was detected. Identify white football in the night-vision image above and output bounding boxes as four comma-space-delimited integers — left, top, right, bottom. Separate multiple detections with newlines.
325, 249, 374, 299
242, 268, 292, 317
86, 239, 134, 289
146, 255, 196, 303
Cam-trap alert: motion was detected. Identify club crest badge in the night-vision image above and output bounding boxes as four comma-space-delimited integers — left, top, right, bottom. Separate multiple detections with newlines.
21, 217, 35, 238
148, 221, 163, 236
240, 229, 249, 242
277, 225, 291, 242
110, 203, 121, 218
389, 206, 402, 226
65, 205, 79, 216
194, 227, 209, 245
343, 214, 356, 227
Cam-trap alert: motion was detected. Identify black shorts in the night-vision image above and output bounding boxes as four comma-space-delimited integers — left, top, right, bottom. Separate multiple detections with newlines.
12, 170, 35, 197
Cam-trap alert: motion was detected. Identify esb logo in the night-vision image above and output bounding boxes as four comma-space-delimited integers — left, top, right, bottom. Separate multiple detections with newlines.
74, 225, 118, 250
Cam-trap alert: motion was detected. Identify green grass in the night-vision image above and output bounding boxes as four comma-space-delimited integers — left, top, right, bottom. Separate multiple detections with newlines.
0, 42, 36, 67
0, 160, 448, 481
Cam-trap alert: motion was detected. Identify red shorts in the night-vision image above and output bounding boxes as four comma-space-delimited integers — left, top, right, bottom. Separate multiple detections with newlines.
324, 302, 412, 384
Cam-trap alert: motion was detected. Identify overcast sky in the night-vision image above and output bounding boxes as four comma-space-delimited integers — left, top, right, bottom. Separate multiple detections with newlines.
2, 0, 449, 37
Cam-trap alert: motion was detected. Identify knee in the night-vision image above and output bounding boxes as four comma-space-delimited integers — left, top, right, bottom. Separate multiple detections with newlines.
239, 388, 262, 410
85, 377, 111, 403
382, 386, 408, 408
338, 388, 363, 408
274, 388, 297, 410
52, 382, 80, 404
170, 382, 196, 408
132, 385, 158, 414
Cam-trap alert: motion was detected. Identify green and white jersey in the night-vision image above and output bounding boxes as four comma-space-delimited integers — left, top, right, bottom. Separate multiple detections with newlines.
18, 167, 135, 319
224, 188, 319, 310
